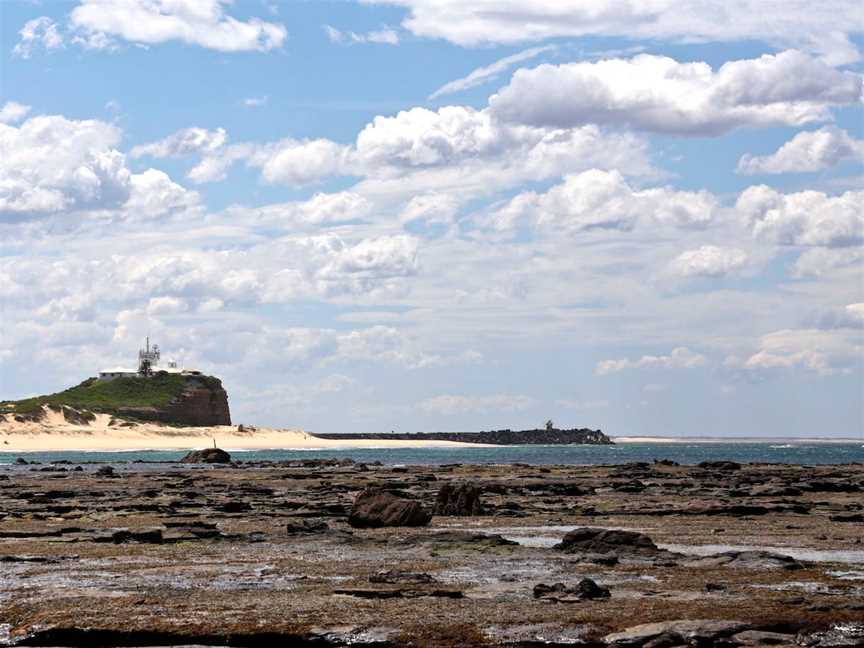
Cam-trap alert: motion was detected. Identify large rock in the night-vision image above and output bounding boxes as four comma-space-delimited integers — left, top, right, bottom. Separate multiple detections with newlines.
397, 531, 518, 547
553, 528, 659, 555
533, 578, 610, 602
697, 460, 742, 471
180, 448, 232, 464
604, 620, 749, 647
686, 550, 803, 570
348, 489, 431, 528
433, 483, 484, 516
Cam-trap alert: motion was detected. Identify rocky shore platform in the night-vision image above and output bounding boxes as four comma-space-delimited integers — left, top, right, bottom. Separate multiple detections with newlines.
1, 459, 863, 647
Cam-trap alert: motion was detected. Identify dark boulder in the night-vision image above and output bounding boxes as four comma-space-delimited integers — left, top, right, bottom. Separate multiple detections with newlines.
370, 570, 436, 584
433, 483, 484, 516
348, 489, 431, 528
95, 529, 164, 544
397, 531, 518, 547
533, 578, 611, 602
180, 448, 232, 464
697, 460, 742, 471
553, 528, 659, 555
612, 480, 646, 493
830, 513, 864, 523
216, 501, 250, 513
286, 519, 330, 534
686, 550, 803, 571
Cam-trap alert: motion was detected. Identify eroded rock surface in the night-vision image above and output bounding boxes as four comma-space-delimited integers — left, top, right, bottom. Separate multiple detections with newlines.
0, 460, 862, 647
433, 482, 484, 516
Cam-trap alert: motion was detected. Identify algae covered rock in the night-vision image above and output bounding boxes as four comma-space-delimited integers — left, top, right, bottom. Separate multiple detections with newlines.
180, 448, 232, 464
348, 488, 431, 528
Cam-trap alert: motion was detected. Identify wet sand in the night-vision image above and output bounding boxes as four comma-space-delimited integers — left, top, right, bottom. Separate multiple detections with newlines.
1, 459, 862, 647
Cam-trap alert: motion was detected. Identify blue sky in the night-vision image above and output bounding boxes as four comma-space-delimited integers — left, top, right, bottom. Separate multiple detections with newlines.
1, 1, 862, 437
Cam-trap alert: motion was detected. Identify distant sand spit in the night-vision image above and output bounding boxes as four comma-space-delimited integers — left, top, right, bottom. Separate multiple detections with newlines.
0, 409, 479, 453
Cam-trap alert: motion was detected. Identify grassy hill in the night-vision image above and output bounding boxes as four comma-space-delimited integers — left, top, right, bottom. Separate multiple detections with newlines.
1, 373, 189, 417
1, 372, 232, 426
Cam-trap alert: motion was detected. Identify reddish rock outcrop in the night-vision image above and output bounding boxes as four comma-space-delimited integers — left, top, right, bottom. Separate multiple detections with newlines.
118, 376, 231, 427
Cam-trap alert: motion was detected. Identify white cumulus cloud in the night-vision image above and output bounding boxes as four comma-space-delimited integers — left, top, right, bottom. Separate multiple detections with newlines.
130, 127, 228, 158
369, 1, 863, 64
0, 101, 32, 124
737, 127, 864, 174
737, 186, 863, 248
493, 170, 717, 232
15, 0, 286, 56
489, 51, 862, 135
667, 245, 749, 278
792, 248, 863, 278
734, 329, 862, 376
0, 114, 131, 216
234, 191, 372, 228
133, 107, 655, 191
68, 0, 287, 52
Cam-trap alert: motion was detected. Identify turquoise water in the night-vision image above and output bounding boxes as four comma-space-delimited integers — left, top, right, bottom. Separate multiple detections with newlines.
1, 442, 862, 467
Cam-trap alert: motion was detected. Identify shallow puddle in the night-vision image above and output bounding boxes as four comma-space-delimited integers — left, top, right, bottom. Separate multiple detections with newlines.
659, 543, 864, 565
829, 569, 864, 580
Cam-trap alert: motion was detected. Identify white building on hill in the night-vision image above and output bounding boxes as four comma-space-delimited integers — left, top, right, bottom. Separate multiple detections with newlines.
98, 338, 201, 381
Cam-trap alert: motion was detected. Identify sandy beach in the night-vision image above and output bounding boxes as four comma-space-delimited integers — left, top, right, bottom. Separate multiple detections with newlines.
0, 408, 479, 452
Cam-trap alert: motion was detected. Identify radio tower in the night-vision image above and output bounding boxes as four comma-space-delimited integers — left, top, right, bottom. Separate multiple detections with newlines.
138, 337, 161, 376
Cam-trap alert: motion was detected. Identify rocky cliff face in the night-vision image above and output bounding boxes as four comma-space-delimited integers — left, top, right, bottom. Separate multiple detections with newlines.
117, 375, 231, 427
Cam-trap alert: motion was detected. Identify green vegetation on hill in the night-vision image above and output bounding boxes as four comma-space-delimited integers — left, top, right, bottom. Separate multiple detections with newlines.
0, 373, 189, 417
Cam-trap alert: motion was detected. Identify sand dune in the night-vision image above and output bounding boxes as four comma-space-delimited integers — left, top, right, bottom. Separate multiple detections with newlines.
0, 408, 477, 453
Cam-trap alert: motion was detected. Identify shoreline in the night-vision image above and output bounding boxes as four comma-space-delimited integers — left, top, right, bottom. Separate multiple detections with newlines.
2, 410, 859, 453
0, 429, 485, 453
2, 431, 860, 453
0, 414, 488, 453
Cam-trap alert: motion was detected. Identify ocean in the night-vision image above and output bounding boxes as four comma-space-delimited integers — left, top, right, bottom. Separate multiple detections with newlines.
1, 441, 862, 467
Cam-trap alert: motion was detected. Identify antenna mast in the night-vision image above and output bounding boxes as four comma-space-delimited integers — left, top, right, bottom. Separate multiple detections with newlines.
138, 337, 161, 376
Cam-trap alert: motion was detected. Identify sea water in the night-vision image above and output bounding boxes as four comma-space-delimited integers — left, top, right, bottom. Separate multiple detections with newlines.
0, 441, 862, 467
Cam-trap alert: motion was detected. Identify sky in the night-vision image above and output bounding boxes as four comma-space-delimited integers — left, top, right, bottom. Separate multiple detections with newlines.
0, 1, 862, 438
